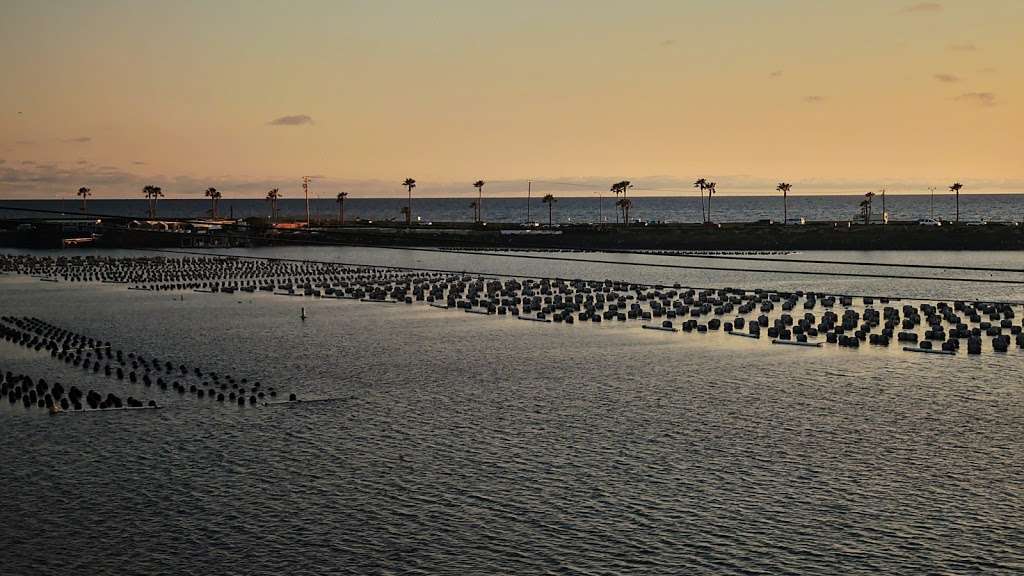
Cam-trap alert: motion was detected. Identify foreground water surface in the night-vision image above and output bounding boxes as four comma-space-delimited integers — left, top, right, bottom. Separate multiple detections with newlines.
1, 247, 1022, 575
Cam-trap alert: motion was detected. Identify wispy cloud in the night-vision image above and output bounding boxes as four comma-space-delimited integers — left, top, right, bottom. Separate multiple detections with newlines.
899, 2, 942, 13
933, 73, 960, 83
75, 159, 89, 165
268, 114, 314, 126
803, 95, 827, 104
769, 70, 783, 79
62, 136, 92, 144
948, 42, 977, 51
978, 67, 997, 74
659, 39, 675, 47
132, 161, 147, 165
15, 140, 35, 146
955, 92, 997, 107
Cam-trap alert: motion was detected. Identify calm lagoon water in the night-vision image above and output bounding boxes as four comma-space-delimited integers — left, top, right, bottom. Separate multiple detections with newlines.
1, 246, 1023, 574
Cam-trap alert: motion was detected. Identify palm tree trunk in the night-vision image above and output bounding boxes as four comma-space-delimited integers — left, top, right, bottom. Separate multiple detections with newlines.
708, 195, 712, 223
956, 192, 960, 223
548, 204, 553, 226
407, 188, 412, 225
783, 193, 787, 224
700, 190, 706, 223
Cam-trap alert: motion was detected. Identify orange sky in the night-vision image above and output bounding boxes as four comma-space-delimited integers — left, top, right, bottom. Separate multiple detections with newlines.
1, 0, 1021, 199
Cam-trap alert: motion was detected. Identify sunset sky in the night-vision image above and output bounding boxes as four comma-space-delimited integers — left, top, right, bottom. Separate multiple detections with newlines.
1, 0, 1021, 199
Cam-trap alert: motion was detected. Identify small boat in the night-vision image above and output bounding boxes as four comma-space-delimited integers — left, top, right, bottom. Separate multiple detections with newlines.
518, 316, 552, 323
729, 331, 760, 339
902, 346, 956, 355
641, 324, 678, 332
428, 303, 450, 309
771, 339, 822, 348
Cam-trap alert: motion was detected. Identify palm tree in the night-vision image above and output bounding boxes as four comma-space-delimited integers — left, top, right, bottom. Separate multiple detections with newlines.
776, 182, 791, 224
143, 185, 164, 218
609, 181, 633, 224
266, 188, 280, 221
705, 181, 717, 223
336, 192, 349, 224
950, 182, 963, 223
542, 193, 556, 226
693, 179, 708, 223
861, 191, 876, 224
204, 187, 222, 218
473, 180, 485, 222
610, 183, 622, 223
77, 187, 91, 213
616, 197, 632, 225
402, 178, 416, 225
469, 201, 479, 222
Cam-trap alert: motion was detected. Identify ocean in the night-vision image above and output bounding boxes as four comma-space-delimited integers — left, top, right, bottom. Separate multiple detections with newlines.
2, 194, 1023, 224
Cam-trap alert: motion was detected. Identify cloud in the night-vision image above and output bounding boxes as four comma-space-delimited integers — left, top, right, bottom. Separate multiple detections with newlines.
933, 73, 960, 83
769, 70, 783, 79
0, 158, 5, 165
978, 67, 997, 74
899, 2, 942, 13
948, 42, 977, 51
268, 114, 314, 126
659, 39, 675, 47
802, 95, 827, 104
132, 161, 147, 165
955, 92, 996, 107
75, 159, 89, 165
21, 160, 35, 165
15, 140, 35, 146
62, 136, 92, 143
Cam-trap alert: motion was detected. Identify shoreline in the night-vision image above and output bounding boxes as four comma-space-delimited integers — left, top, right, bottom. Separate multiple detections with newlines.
3, 218, 1024, 251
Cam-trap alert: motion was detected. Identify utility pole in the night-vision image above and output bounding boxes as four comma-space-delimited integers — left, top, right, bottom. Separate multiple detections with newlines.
881, 188, 886, 224
302, 176, 311, 226
929, 187, 935, 219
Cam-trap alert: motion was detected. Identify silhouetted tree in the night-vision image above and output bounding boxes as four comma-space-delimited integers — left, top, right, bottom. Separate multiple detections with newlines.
402, 178, 416, 225
336, 192, 349, 224
776, 182, 792, 224
693, 178, 708, 223
77, 187, 91, 212
542, 193, 556, 226
705, 181, 717, 223
473, 180, 485, 222
950, 182, 963, 223
859, 191, 876, 224
266, 188, 280, 221
143, 185, 164, 218
204, 187, 222, 218
469, 200, 478, 222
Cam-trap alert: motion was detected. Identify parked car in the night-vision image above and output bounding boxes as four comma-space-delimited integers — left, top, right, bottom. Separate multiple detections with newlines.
917, 218, 942, 226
